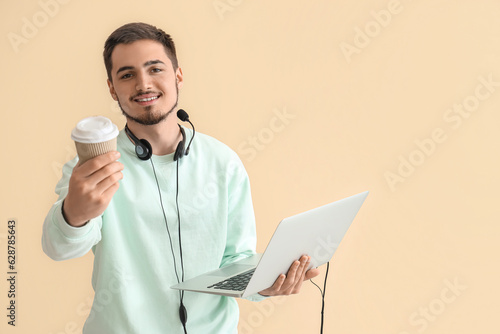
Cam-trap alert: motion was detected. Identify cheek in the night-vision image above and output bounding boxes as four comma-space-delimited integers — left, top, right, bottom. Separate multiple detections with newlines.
115, 93, 130, 106
115, 87, 131, 102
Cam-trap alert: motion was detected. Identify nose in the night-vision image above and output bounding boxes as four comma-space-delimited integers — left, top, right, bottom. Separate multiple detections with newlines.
135, 72, 152, 92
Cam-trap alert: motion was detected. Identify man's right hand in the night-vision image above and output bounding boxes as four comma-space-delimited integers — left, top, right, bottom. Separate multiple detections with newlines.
63, 151, 124, 227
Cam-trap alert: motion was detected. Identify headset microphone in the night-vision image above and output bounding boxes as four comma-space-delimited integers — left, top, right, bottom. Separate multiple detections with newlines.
176, 109, 195, 156
177, 108, 189, 122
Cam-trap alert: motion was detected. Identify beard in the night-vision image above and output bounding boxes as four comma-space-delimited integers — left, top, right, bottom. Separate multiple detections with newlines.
118, 85, 179, 126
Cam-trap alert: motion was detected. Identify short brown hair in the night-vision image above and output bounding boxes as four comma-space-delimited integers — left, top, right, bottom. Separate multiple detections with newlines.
103, 22, 178, 81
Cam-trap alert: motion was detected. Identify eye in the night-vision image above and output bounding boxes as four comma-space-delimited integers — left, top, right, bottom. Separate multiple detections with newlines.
120, 73, 133, 79
151, 68, 162, 73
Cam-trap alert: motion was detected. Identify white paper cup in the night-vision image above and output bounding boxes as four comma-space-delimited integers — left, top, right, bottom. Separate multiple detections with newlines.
71, 116, 119, 164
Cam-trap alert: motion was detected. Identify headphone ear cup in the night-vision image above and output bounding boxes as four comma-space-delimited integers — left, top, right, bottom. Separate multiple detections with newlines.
174, 126, 186, 161
136, 139, 153, 160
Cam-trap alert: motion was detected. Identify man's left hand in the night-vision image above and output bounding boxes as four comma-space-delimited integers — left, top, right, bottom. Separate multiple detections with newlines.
258, 255, 321, 296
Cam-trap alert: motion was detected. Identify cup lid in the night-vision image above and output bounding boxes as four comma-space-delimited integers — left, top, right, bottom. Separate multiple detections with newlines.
71, 116, 119, 143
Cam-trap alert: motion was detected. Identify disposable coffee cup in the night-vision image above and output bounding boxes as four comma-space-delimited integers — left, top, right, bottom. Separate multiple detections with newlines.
71, 116, 119, 164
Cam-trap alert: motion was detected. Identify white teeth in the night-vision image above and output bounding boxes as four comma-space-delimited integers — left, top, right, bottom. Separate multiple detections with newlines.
137, 96, 158, 102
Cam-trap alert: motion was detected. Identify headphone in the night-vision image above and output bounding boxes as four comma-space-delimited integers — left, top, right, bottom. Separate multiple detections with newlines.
125, 109, 195, 333
124, 123, 186, 161
125, 109, 194, 161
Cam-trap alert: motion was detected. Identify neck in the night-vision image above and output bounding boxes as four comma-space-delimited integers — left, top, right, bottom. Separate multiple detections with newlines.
126, 116, 181, 156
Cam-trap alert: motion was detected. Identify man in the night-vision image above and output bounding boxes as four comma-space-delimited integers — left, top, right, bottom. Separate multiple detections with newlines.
42, 22, 319, 333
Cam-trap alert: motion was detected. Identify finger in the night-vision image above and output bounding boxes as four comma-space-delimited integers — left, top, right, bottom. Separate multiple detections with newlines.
95, 168, 124, 195
100, 179, 121, 202
292, 256, 309, 281
289, 256, 310, 294
279, 260, 301, 291
272, 274, 286, 292
304, 267, 321, 280
297, 256, 310, 278
259, 274, 286, 296
295, 256, 311, 281
77, 151, 121, 176
89, 161, 124, 189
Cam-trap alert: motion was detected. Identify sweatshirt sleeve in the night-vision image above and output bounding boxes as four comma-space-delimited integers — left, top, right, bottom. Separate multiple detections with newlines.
220, 153, 268, 302
221, 153, 257, 267
41, 157, 102, 261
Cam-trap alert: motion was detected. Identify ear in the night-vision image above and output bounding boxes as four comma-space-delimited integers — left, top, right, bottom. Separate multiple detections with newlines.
176, 67, 184, 90
107, 79, 118, 101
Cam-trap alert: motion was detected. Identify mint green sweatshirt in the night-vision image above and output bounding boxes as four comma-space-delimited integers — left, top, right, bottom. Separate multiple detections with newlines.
42, 127, 263, 333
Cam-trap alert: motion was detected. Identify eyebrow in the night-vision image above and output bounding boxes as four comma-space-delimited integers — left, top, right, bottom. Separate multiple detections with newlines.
116, 59, 166, 76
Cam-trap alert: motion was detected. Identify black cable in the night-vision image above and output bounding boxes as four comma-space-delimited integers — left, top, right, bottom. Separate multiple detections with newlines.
310, 262, 330, 334
176, 158, 188, 334
150, 158, 188, 333
150, 158, 182, 284
176, 159, 186, 286
185, 120, 195, 155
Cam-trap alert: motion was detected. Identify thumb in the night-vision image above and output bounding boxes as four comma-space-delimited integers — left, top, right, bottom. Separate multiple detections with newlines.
305, 268, 321, 280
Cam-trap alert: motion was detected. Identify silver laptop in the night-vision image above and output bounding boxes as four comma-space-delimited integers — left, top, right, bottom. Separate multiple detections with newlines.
171, 191, 369, 298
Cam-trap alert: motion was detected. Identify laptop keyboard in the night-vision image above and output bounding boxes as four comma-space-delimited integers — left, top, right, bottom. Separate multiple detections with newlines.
207, 268, 256, 291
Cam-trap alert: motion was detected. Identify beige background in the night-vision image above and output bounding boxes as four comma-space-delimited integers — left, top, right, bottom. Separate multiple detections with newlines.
1, 0, 499, 333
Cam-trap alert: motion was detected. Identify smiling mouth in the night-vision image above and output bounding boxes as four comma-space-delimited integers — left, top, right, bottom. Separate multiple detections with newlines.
132, 93, 162, 105
135, 96, 159, 102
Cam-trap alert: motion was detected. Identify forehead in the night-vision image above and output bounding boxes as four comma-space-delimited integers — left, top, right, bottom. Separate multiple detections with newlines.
111, 39, 172, 69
